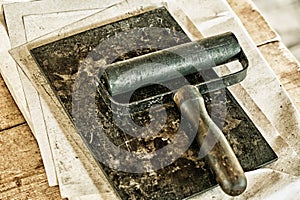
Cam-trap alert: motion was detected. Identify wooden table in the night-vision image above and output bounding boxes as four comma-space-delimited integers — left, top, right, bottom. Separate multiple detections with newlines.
0, 0, 299, 199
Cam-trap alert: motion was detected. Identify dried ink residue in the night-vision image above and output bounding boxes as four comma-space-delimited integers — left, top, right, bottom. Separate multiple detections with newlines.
30, 7, 277, 200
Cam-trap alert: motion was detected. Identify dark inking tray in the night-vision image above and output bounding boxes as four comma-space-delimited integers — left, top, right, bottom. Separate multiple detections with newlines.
30, 7, 277, 200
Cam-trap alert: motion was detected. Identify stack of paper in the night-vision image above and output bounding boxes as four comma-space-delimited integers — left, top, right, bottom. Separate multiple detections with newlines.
1, 0, 300, 199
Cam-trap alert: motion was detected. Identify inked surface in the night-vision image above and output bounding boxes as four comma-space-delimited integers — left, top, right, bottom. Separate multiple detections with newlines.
30, 7, 277, 199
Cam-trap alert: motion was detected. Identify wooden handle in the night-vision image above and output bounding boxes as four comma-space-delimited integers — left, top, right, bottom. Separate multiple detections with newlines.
174, 85, 247, 196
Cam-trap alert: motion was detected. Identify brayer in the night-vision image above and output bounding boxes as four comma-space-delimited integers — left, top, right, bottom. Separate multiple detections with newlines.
100, 32, 249, 196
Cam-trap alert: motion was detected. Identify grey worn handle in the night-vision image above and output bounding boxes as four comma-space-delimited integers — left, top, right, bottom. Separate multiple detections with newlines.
174, 85, 247, 196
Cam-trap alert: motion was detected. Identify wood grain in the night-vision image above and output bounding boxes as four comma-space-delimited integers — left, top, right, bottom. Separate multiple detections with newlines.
0, 75, 25, 131
229, 0, 300, 111
0, 124, 63, 200
227, 0, 278, 45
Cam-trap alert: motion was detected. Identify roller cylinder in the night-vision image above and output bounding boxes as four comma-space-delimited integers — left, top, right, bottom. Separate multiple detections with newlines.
102, 32, 241, 96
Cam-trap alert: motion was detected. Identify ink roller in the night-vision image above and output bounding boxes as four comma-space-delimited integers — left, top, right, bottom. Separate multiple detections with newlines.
100, 32, 249, 196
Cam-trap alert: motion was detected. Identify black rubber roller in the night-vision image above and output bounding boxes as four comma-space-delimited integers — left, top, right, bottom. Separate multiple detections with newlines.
102, 32, 241, 97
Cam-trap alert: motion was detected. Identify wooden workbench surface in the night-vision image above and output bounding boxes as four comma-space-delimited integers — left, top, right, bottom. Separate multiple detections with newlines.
0, 0, 299, 199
